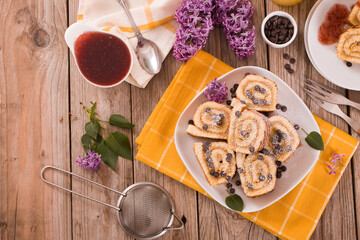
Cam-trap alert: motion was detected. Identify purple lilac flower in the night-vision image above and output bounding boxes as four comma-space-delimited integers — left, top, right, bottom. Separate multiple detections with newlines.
327, 153, 345, 175
213, 0, 256, 58
204, 78, 228, 103
76, 150, 102, 174
173, 0, 214, 62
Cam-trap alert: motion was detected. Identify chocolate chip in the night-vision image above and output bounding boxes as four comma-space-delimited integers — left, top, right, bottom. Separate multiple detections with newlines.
205, 107, 211, 113
262, 99, 267, 105
276, 103, 282, 109
230, 188, 236, 194
235, 180, 241, 186
226, 176, 232, 182
285, 64, 291, 70
294, 124, 300, 130
290, 58, 296, 64
206, 157, 212, 163
208, 163, 214, 168
248, 94, 254, 100
220, 171, 226, 177
202, 145, 208, 152
277, 166, 283, 172
275, 129, 282, 135
204, 142, 211, 147
260, 88, 266, 94
275, 160, 282, 166
261, 148, 270, 155
235, 111, 241, 117
281, 133, 287, 140
346, 61, 352, 67
272, 134, 279, 142
188, 120, 194, 125
209, 169, 215, 175
283, 53, 290, 59
205, 149, 211, 156
245, 90, 251, 96
247, 183, 253, 189
233, 84, 239, 90
241, 131, 247, 137
254, 85, 260, 91
216, 120, 223, 126
219, 114, 225, 119
240, 100, 246, 104
288, 68, 294, 74
258, 155, 264, 160
273, 149, 280, 155
231, 93, 236, 98
286, 145, 292, 152
226, 153, 233, 159
226, 100, 232, 105
214, 172, 219, 178
237, 167, 243, 173
268, 174, 273, 180
249, 146, 255, 153
253, 99, 260, 105
226, 182, 232, 188
276, 171, 282, 178
280, 165, 287, 172
230, 88, 235, 93
281, 105, 287, 112
202, 125, 208, 130
259, 175, 265, 181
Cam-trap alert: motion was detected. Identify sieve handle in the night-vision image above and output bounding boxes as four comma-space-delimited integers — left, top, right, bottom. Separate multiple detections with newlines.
41, 166, 125, 211
164, 211, 185, 231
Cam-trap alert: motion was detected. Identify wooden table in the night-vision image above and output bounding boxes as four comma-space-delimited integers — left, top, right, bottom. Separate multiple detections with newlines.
1, 0, 360, 239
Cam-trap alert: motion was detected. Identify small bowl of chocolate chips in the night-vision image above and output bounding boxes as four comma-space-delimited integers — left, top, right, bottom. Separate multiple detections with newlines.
261, 11, 297, 48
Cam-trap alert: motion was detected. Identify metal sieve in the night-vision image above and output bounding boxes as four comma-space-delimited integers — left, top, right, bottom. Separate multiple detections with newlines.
41, 166, 184, 239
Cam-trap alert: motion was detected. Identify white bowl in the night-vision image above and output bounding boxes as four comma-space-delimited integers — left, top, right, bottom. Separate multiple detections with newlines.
64, 22, 133, 88
261, 11, 298, 48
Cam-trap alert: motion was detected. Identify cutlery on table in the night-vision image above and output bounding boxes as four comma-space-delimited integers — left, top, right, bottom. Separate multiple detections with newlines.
304, 80, 360, 134
116, 0, 162, 74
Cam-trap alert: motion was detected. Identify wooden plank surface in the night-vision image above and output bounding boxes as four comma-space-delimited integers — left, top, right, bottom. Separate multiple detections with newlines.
0, 0, 71, 239
0, 0, 359, 239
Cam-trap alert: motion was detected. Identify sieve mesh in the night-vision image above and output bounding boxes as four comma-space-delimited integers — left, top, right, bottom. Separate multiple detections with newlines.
118, 184, 173, 239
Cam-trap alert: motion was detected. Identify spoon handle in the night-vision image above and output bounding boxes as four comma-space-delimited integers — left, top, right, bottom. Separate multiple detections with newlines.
117, 0, 144, 41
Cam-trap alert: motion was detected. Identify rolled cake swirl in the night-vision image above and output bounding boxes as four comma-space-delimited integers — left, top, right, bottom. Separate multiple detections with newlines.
347, 1, 360, 26
193, 142, 236, 187
228, 101, 270, 154
187, 101, 232, 140
263, 115, 300, 162
236, 74, 278, 112
337, 26, 360, 64
236, 153, 277, 197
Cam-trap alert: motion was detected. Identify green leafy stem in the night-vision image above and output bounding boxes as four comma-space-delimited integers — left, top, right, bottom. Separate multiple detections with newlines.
81, 102, 134, 170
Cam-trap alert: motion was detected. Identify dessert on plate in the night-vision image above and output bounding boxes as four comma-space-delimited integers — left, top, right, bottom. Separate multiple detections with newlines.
186, 101, 231, 139
193, 142, 236, 187
337, 26, 360, 64
347, 0, 360, 26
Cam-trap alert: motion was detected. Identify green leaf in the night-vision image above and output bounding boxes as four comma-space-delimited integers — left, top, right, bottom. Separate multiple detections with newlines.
302, 129, 324, 151
81, 134, 103, 152
225, 194, 244, 212
90, 102, 97, 120
85, 121, 100, 139
96, 142, 118, 170
105, 132, 132, 160
109, 114, 135, 129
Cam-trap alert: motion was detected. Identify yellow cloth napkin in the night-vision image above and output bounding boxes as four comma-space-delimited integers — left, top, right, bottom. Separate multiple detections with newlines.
135, 50, 359, 240
77, 0, 181, 88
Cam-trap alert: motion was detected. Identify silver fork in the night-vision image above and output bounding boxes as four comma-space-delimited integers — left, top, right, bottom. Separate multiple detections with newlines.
304, 79, 360, 110
305, 92, 360, 134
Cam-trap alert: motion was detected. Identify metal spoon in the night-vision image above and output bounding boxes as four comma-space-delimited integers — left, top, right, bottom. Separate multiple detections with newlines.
117, 0, 162, 74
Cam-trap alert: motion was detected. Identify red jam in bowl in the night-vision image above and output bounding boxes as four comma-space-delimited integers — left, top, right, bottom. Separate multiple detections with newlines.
74, 31, 131, 86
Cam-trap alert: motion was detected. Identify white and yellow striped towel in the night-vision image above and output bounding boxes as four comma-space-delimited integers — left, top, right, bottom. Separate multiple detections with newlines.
77, 0, 181, 88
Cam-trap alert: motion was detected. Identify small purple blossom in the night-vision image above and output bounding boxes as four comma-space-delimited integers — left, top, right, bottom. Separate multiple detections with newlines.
173, 0, 214, 62
76, 150, 102, 174
204, 78, 228, 103
327, 153, 345, 175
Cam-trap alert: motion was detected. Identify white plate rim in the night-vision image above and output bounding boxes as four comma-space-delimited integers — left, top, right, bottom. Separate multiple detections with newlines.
174, 66, 321, 213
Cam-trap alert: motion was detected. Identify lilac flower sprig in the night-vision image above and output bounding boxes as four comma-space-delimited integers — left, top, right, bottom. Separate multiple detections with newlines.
204, 78, 228, 103
76, 150, 102, 174
327, 153, 345, 175
173, 0, 214, 62
214, 0, 256, 58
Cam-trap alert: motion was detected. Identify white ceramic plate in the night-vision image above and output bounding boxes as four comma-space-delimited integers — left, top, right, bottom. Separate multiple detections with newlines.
174, 66, 320, 213
305, 0, 360, 90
